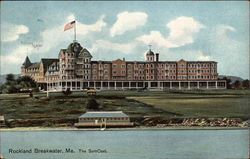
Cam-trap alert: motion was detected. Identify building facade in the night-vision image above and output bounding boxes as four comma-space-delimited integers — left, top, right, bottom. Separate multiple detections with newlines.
75, 111, 133, 128
21, 42, 226, 91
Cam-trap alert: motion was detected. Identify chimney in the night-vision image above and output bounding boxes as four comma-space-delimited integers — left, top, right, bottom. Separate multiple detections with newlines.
123, 57, 125, 61
156, 53, 159, 62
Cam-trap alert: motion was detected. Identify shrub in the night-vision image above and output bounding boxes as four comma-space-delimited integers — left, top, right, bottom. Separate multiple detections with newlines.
86, 98, 99, 110
62, 88, 72, 96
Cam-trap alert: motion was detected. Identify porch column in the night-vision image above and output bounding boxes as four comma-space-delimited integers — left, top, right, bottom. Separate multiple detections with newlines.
115, 81, 117, 90
197, 81, 199, 89
188, 81, 190, 90
101, 81, 103, 90
129, 81, 131, 89
207, 81, 209, 89
80, 81, 83, 90
136, 82, 138, 89
88, 81, 90, 88
170, 81, 172, 89
158, 81, 160, 89
108, 81, 110, 90
179, 81, 181, 90
216, 81, 218, 89
94, 81, 96, 89
122, 81, 124, 90
66, 80, 68, 90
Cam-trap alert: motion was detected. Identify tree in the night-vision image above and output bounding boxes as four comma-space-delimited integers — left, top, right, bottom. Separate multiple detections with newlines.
233, 80, 241, 89
16, 76, 37, 88
0, 83, 7, 94
86, 98, 99, 110
6, 74, 15, 82
242, 79, 250, 89
2, 75, 38, 94
5, 74, 16, 86
222, 77, 232, 89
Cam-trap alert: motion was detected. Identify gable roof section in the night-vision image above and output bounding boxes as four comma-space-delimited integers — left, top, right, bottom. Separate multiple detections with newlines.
78, 48, 92, 58
41, 58, 59, 73
27, 62, 40, 69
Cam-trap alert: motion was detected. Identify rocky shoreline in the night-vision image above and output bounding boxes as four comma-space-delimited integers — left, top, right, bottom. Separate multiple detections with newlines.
141, 117, 249, 128
0, 117, 249, 131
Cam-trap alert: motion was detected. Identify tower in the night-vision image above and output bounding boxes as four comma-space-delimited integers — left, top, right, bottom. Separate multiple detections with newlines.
21, 56, 32, 76
146, 45, 155, 62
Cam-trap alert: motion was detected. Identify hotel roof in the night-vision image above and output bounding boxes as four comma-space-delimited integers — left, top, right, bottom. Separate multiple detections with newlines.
27, 62, 40, 69
79, 111, 129, 118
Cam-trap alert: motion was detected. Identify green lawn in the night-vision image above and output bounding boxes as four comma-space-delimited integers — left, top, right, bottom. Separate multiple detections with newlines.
128, 94, 250, 119
0, 89, 249, 127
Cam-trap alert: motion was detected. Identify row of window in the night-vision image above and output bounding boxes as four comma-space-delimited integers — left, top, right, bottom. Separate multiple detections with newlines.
59, 74, 217, 80
80, 118, 128, 121
76, 58, 91, 63
25, 69, 39, 72
58, 63, 216, 70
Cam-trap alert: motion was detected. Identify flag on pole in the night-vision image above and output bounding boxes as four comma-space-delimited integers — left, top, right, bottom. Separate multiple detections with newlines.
64, 21, 76, 31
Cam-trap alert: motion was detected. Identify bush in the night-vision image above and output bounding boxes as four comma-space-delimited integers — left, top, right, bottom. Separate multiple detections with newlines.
62, 88, 72, 96
86, 98, 99, 110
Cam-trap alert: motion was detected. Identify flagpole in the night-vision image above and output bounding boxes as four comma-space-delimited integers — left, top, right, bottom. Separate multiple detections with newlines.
74, 20, 76, 42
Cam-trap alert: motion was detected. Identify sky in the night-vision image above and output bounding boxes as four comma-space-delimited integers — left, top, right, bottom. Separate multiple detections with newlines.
0, 1, 249, 79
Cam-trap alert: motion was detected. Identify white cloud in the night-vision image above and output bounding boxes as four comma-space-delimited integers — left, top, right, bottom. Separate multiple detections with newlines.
136, 16, 205, 48
214, 25, 235, 42
136, 31, 175, 48
110, 11, 148, 37
166, 16, 205, 47
0, 14, 107, 72
1, 23, 29, 42
1, 45, 34, 64
90, 40, 136, 54
38, 14, 107, 53
78, 15, 106, 35
209, 25, 249, 78
197, 54, 210, 61
158, 49, 211, 62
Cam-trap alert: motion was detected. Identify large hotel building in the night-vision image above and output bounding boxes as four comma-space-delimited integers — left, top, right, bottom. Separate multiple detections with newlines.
21, 42, 226, 91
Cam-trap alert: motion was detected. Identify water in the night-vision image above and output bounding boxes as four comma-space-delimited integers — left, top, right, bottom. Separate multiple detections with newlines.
0, 129, 249, 159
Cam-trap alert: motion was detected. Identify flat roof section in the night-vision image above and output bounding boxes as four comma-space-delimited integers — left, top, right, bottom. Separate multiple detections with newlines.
79, 111, 129, 118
